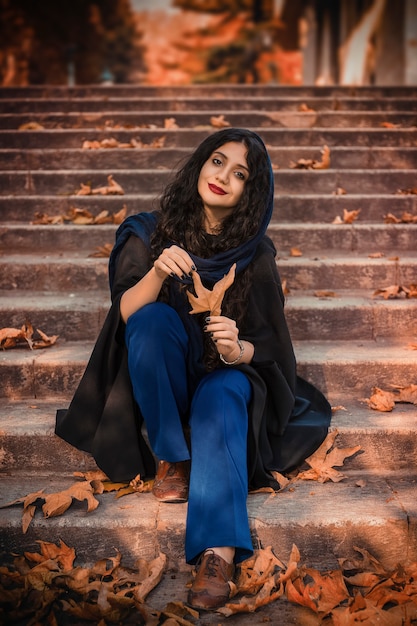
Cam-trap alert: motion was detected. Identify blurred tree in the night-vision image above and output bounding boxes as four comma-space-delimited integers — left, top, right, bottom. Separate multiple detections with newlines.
173, 0, 273, 23
0, 0, 144, 85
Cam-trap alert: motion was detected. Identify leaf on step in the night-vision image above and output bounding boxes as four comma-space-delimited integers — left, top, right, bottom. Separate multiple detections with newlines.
32, 211, 64, 224
363, 387, 396, 412
32, 328, 59, 349
186, 263, 236, 316
332, 208, 361, 224
298, 103, 316, 113
281, 278, 290, 295
210, 114, 230, 128
389, 384, 417, 405
297, 430, 361, 483
42, 481, 100, 518
396, 187, 417, 195
332, 187, 347, 195
373, 284, 417, 299
290, 247, 303, 257
75, 175, 124, 196
290, 145, 330, 170
380, 121, 401, 128
164, 117, 179, 129
314, 290, 337, 298
89, 243, 114, 258
368, 251, 385, 258
384, 211, 417, 223
18, 121, 45, 130
0, 323, 33, 349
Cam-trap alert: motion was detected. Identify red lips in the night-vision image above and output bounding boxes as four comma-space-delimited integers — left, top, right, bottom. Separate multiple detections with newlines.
208, 183, 227, 195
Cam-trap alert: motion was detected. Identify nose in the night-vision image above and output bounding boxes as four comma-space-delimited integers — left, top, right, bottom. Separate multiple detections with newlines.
216, 169, 229, 184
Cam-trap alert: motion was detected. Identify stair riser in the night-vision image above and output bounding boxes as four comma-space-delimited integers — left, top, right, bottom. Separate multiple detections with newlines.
2, 129, 416, 149
1, 300, 416, 342
2, 97, 417, 114
281, 261, 416, 290
1, 259, 415, 291
1, 170, 415, 195
2, 111, 416, 130
1, 358, 415, 400
2, 86, 417, 98
1, 195, 416, 223
0, 427, 413, 476
1, 147, 416, 171
0, 480, 414, 572
2, 224, 416, 253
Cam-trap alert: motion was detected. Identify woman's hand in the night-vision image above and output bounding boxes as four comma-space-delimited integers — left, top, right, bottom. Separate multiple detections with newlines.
154, 245, 196, 281
204, 315, 253, 364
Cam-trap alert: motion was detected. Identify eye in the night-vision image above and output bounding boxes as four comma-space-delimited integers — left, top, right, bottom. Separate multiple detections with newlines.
212, 157, 222, 166
235, 171, 246, 181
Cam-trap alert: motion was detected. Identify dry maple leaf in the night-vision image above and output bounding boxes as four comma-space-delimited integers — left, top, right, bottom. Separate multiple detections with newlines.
187, 263, 236, 316
18, 121, 45, 130
396, 187, 417, 195
42, 481, 99, 518
364, 387, 396, 412
89, 243, 114, 258
372, 284, 410, 299
389, 384, 417, 405
314, 290, 337, 298
290, 145, 330, 170
210, 114, 231, 128
33, 328, 59, 349
0, 324, 33, 349
297, 430, 361, 483
298, 103, 316, 113
333, 187, 347, 195
290, 247, 303, 257
332, 208, 361, 224
164, 117, 179, 129
32, 211, 64, 224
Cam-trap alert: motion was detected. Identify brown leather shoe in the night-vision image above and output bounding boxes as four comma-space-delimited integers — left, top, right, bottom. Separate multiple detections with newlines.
187, 550, 235, 610
152, 460, 190, 503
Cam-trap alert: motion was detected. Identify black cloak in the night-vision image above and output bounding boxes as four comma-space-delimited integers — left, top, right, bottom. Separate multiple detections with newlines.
56, 219, 331, 489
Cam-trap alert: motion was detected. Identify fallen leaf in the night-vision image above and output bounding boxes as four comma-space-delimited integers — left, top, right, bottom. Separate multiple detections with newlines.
363, 387, 395, 412
187, 263, 236, 316
89, 243, 114, 258
76, 175, 124, 196
297, 430, 361, 483
396, 187, 417, 195
290, 247, 303, 257
290, 145, 330, 170
332, 208, 361, 224
368, 252, 385, 258
18, 121, 45, 130
380, 121, 401, 128
384, 211, 417, 223
372, 284, 415, 299
210, 114, 230, 128
164, 117, 179, 129
332, 187, 347, 195
42, 481, 100, 518
314, 290, 337, 298
298, 103, 316, 113
0, 324, 33, 349
389, 384, 417, 405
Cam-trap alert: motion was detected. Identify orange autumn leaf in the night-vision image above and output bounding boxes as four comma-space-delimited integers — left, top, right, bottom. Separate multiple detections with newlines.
332, 208, 361, 224
297, 430, 361, 483
290, 247, 303, 257
76, 174, 124, 196
314, 290, 337, 298
42, 481, 100, 518
210, 114, 230, 128
164, 117, 179, 129
187, 263, 236, 316
372, 284, 414, 299
364, 387, 396, 412
290, 145, 330, 170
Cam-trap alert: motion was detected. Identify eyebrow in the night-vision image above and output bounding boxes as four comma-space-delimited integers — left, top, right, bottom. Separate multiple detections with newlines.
213, 151, 250, 173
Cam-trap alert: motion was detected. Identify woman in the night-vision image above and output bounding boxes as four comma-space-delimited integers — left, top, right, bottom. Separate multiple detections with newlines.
56, 128, 331, 610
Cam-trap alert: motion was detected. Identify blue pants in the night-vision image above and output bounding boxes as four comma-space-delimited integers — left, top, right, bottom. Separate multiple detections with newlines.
125, 302, 253, 564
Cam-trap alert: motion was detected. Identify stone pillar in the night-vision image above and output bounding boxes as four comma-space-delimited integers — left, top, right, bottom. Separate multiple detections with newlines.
374, 0, 405, 84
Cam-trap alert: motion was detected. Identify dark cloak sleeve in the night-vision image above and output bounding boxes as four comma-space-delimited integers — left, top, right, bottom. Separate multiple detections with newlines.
56, 235, 331, 486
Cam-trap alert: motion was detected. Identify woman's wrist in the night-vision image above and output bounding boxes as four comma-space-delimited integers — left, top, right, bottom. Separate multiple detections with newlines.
220, 339, 245, 365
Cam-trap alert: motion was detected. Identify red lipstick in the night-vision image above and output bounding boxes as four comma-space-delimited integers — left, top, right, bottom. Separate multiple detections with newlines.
208, 183, 226, 195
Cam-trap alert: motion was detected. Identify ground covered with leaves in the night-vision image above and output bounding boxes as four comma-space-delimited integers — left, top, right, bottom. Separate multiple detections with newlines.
1, 540, 417, 625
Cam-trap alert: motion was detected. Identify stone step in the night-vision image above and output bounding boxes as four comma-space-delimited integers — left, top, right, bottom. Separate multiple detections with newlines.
2, 110, 417, 130
3, 252, 417, 292
1, 169, 416, 196
0, 398, 416, 476
1, 469, 415, 581
1, 290, 416, 342
1, 84, 416, 98
2, 128, 416, 149
1, 146, 416, 171
2, 96, 417, 114
1, 193, 415, 223
2, 223, 416, 254
1, 252, 416, 291
1, 339, 415, 400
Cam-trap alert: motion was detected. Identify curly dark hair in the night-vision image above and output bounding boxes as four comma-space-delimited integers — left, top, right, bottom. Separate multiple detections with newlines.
150, 128, 272, 369
151, 127, 271, 258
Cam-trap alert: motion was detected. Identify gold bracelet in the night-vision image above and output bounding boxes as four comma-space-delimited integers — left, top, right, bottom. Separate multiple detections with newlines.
219, 339, 244, 365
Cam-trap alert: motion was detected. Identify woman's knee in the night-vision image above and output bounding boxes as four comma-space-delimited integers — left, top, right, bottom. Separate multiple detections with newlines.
126, 302, 185, 345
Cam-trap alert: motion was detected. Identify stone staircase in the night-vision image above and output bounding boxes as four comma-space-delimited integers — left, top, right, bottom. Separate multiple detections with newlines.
0, 85, 416, 622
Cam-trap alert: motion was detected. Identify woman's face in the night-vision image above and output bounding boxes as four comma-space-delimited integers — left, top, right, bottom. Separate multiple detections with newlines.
197, 141, 249, 228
